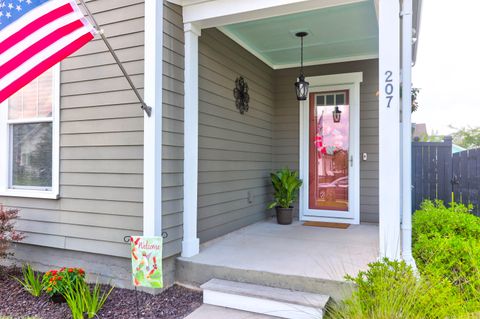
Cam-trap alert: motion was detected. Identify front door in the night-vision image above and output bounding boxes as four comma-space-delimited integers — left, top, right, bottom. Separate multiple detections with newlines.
299, 75, 361, 223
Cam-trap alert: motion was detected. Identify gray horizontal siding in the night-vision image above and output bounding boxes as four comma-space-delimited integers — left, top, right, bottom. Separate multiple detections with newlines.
196, 28, 274, 243
272, 60, 380, 223
0, 0, 148, 260
161, 1, 185, 256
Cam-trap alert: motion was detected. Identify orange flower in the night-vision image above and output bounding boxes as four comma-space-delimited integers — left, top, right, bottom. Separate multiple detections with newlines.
68, 268, 73, 273
52, 281, 57, 285
57, 276, 63, 281
47, 287, 52, 292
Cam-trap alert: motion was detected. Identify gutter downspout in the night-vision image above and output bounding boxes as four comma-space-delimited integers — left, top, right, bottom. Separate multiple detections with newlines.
401, 0, 416, 268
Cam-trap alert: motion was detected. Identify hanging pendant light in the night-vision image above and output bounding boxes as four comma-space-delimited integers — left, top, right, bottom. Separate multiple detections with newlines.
294, 32, 309, 101
332, 106, 342, 123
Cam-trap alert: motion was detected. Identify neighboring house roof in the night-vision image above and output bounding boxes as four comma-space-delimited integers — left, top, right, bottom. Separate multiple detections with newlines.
412, 123, 427, 139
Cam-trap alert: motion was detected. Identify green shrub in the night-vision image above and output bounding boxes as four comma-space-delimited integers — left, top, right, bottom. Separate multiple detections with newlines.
412, 200, 478, 240
413, 200, 480, 312
62, 278, 86, 319
13, 264, 43, 297
327, 258, 465, 319
82, 281, 114, 319
61, 275, 114, 319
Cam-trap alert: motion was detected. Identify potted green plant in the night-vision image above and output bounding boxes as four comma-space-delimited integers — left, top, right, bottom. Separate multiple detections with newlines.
268, 168, 303, 225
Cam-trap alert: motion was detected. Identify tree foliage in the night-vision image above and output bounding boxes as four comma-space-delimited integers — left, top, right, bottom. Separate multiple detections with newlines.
450, 126, 480, 149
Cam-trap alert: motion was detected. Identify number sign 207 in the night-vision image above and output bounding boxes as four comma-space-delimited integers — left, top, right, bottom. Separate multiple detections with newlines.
384, 70, 394, 108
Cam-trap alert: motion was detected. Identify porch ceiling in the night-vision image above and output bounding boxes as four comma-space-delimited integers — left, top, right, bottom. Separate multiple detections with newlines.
219, 1, 379, 69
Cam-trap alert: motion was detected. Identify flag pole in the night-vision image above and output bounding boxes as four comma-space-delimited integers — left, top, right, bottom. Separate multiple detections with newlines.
78, 0, 152, 117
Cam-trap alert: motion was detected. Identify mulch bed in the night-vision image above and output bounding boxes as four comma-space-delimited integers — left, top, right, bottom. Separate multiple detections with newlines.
0, 267, 203, 319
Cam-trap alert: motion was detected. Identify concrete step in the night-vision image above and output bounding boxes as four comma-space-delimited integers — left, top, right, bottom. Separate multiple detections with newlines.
176, 258, 354, 302
201, 279, 330, 319
186, 305, 279, 319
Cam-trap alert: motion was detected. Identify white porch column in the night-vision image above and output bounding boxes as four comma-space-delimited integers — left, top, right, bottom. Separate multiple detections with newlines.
401, 0, 415, 266
182, 23, 201, 258
143, 0, 163, 236
378, 0, 401, 260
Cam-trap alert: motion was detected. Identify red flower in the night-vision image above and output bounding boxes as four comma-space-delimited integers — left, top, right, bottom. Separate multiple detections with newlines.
68, 268, 73, 273
57, 276, 63, 281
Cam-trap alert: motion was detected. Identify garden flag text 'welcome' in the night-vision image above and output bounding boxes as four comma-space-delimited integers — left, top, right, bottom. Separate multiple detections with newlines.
131, 236, 163, 289
0, 0, 96, 103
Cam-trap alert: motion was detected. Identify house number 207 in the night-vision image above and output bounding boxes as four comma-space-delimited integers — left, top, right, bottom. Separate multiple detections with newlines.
384, 70, 394, 108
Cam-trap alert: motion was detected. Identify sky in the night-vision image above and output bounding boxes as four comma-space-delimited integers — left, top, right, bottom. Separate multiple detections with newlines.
412, 0, 480, 135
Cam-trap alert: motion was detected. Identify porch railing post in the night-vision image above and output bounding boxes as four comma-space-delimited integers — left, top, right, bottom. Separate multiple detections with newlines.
378, 0, 402, 260
182, 23, 201, 258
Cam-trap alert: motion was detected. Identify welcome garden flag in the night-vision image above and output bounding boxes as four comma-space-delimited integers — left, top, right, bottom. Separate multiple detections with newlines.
0, 0, 96, 103
130, 236, 163, 288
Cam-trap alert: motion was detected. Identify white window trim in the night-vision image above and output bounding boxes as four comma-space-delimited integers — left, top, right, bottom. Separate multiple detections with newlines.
0, 65, 60, 199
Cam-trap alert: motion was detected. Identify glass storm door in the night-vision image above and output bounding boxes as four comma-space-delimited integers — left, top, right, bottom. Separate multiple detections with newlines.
307, 90, 353, 218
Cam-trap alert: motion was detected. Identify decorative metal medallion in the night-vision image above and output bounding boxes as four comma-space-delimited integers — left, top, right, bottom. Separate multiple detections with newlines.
233, 76, 250, 114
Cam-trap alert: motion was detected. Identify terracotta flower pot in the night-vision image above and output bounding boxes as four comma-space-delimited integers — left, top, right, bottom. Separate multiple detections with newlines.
276, 207, 293, 225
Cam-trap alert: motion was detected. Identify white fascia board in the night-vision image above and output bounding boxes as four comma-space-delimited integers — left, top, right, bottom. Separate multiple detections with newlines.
181, 0, 368, 28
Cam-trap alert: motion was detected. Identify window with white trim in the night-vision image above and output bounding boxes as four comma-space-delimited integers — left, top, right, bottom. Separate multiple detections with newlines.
0, 66, 60, 199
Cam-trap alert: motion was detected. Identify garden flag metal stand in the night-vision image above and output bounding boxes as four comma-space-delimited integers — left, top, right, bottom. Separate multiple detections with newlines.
78, 0, 152, 117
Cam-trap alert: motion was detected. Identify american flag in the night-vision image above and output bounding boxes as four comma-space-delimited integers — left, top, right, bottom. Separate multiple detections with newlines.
0, 0, 96, 103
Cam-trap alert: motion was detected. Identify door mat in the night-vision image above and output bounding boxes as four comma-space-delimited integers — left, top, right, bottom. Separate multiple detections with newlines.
303, 221, 350, 229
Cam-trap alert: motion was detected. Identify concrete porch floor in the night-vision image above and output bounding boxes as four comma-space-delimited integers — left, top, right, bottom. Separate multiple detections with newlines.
181, 219, 379, 282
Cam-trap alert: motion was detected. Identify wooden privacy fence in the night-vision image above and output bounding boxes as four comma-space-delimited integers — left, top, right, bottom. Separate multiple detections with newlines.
412, 136, 480, 215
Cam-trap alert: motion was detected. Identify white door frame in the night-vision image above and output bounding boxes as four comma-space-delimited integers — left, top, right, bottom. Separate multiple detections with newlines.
299, 72, 362, 224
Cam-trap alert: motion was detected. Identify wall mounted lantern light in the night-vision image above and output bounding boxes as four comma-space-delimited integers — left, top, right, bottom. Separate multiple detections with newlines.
332, 106, 342, 123
294, 32, 309, 101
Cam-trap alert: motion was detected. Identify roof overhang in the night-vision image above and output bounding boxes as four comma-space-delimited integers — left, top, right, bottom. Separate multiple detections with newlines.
168, 0, 368, 28
412, 0, 423, 64
168, 0, 422, 67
